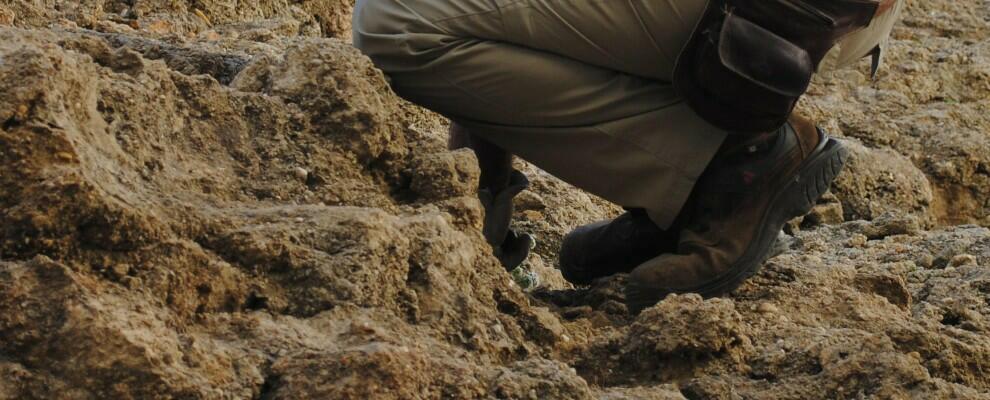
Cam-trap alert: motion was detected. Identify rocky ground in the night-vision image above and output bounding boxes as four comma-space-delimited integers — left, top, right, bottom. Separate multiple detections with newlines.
0, 1, 988, 399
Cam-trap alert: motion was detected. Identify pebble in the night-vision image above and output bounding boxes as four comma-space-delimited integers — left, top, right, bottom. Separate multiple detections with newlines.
121, 276, 140, 288
916, 253, 935, 268
758, 302, 780, 314
846, 234, 868, 248
949, 254, 977, 267
55, 152, 75, 162
111, 263, 131, 278
808, 202, 844, 225
293, 167, 309, 182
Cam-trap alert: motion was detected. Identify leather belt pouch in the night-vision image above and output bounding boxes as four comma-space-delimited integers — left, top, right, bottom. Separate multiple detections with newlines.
674, 0, 879, 133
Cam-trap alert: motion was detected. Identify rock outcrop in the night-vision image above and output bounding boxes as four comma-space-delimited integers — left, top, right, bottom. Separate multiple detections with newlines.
0, 1, 988, 399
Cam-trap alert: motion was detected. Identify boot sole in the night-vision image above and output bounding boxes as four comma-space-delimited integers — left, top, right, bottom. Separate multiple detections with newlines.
693, 130, 849, 298
625, 131, 848, 312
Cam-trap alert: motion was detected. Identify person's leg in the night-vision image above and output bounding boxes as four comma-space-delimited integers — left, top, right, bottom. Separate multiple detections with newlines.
622, 0, 904, 312
448, 123, 511, 192
436, 0, 706, 82
354, 0, 707, 81
449, 122, 535, 270
353, 0, 726, 229
354, 0, 896, 308
625, 113, 849, 312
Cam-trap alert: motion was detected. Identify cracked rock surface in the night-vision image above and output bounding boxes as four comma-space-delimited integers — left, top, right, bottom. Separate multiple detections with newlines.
1, 1, 989, 398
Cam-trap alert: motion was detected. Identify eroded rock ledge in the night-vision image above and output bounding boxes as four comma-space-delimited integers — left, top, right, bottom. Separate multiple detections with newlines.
1, 1, 989, 399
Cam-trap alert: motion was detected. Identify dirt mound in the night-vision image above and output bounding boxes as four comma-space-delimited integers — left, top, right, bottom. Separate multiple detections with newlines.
0, 0, 989, 399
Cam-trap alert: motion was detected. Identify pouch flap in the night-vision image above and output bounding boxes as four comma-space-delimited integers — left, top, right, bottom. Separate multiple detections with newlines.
718, 12, 814, 97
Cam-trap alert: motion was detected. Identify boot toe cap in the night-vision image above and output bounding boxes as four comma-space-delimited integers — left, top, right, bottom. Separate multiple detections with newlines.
557, 221, 611, 284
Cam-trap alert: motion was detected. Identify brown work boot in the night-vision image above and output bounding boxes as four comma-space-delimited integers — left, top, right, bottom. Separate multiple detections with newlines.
625, 114, 849, 313
558, 209, 679, 285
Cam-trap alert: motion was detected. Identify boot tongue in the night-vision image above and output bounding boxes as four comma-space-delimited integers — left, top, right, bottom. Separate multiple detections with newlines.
703, 126, 790, 194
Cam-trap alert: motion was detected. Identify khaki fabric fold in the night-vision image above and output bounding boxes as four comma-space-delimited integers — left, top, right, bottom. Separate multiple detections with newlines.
352, 0, 901, 228
353, 0, 725, 228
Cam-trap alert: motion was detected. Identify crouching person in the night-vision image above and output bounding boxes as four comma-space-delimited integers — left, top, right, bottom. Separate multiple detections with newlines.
353, 0, 903, 312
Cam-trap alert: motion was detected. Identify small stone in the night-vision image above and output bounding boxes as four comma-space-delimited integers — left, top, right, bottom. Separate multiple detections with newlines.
805, 202, 845, 226
514, 191, 546, 211
949, 254, 977, 267
510, 268, 540, 290
865, 214, 922, 239
757, 302, 779, 314
110, 263, 130, 278
121, 276, 140, 288
55, 152, 75, 162
293, 167, 309, 181
846, 234, 868, 248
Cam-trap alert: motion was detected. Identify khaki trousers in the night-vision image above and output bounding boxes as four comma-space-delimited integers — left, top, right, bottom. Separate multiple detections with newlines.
351, 0, 901, 228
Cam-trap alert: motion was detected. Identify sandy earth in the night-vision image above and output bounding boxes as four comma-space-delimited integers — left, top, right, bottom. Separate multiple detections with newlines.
0, 1, 988, 399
